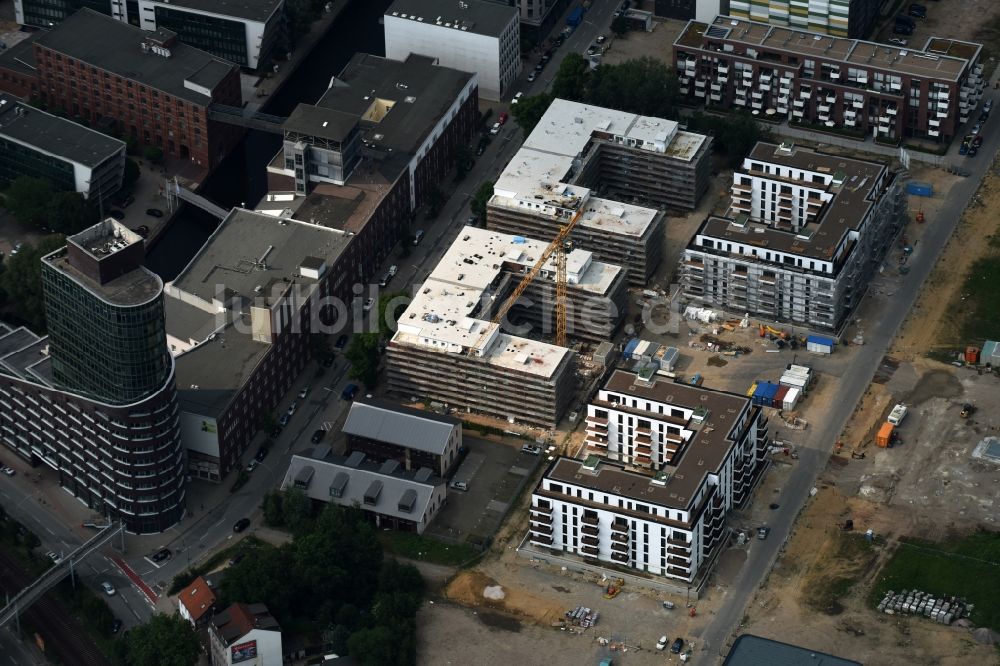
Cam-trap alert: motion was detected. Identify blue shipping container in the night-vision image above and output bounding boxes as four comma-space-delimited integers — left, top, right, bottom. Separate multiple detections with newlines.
753, 382, 779, 405
906, 182, 933, 197
567, 6, 584, 26
623, 338, 640, 358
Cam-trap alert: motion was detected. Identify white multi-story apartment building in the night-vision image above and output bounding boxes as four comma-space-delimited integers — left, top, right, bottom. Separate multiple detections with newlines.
384, 0, 520, 101
528, 370, 769, 583
681, 141, 906, 332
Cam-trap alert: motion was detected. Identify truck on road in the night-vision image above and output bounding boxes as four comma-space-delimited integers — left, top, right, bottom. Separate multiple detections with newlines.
567, 6, 584, 27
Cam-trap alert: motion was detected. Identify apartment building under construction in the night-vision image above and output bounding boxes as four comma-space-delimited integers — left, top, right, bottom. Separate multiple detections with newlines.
386, 226, 628, 427
681, 141, 906, 332
486, 99, 712, 286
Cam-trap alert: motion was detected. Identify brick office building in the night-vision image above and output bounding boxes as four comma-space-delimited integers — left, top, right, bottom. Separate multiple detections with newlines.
675, 16, 986, 144
31, 9, 243, 168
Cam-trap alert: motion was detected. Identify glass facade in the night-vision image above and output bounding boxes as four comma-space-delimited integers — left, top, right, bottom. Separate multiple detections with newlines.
42, 264, 170, 405
20, 0, 111, 28
153, 6, 248, 66
0, 137, 76, 191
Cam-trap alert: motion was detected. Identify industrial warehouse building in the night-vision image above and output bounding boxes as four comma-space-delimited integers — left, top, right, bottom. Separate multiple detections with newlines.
387, 226, 628, 427
680, 142, 906, 332
674, 16, 986, 143
384, 0, 520, 101
527, 370, 770, 584
486, 99, 711, 286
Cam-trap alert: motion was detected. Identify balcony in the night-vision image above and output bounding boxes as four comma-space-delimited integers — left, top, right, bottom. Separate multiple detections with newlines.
531, 522, 553, 535
886, 106, 897, 116
854, 99, 864, 109
581, 523, 599, 536
928, 129, 940, 137
582, 514, 599, 526
581, 543, 599, 557
581, 534, 599, 546
611, 521, 628, 533
611, 551, 628, 563
530, 533, 553, 546
694, 89, 706, 98
799, 89, 812, 100
929, 117, 940, 127
695, 78, 707, 88
710, 93, 722, 102
793, 99, 805, 108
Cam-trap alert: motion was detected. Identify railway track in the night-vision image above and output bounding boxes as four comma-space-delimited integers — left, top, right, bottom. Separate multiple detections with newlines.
0, 549, 111, 666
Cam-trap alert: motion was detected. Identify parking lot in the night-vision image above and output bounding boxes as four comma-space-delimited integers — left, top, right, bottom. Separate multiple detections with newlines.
424, 436, 541, 547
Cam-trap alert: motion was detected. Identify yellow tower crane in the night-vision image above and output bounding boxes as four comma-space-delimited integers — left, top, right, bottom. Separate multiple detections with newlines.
465, 210, 582, 356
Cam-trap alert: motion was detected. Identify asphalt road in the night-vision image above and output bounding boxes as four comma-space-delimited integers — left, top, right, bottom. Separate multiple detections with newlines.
699, 96, 1000, 659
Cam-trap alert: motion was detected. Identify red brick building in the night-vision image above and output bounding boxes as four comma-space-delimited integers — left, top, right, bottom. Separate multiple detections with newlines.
31, 9, 243, 168
0, 35, 40, 100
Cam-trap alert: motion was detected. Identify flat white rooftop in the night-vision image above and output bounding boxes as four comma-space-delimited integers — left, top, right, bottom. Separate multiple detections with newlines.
392, 226, 621, 377
490, 147, 659, 237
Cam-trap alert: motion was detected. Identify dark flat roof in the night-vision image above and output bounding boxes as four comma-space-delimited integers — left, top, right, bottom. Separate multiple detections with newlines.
35, 9, 237, 104
171, 208, 351, 304
282, 103, 359, 142
723, 635, 861, 666
0, 94, 124, 167
547, 370, 753, 511
0, 33, 39, 76
175, 319, 270, 417
44, 251, 162, 306
164, 296, 225, 346
697, 142, 890, 262
317, 52, 473, 160
386, 0, 517, 38
148, 0, 283, 23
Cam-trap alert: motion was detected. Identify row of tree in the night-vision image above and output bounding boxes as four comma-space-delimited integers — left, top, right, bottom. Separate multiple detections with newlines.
223, 500, 424, 665
0, 234, 65, 331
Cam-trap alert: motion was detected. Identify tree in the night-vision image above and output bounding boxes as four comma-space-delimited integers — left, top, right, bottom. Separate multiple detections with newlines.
125, 613, 201, 666
219, 544, 298, 619
588, 57, 678, 117
686, 111, 769, 167
4, 176, 54, 229
470, 181, 494, 225
48, 192, 99, 235
345, 332, 380, 388
0, 235, 66, 331
377, 290, 409, 340
611, 16, 630, 37
123, 158, 141, 190
261, 489, 285, 527
143, 146, 164, 165
551, 53, 591, 101
347, 626, 399, 666
282, 486, 312, 534
511, 93, 553, 134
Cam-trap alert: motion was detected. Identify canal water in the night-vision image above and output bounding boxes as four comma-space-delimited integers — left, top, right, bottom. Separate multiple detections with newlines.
145, 0, 392, 279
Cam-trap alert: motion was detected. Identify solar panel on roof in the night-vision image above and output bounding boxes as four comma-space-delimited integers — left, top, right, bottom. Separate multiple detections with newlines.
706, 25, 729, 38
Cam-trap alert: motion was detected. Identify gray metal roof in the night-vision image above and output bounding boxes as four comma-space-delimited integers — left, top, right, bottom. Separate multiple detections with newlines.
342, 400, 459, 456
0, 94, 125, 169
386, 0, 517, 39
723, 635, 861, 666
164, 295, 225, 347
0, 33, 38, 76
36, 9, 238, 104
281, 452, 445, 527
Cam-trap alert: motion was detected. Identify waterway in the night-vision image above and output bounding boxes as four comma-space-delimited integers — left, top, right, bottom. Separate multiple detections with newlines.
145, 0, 392, 279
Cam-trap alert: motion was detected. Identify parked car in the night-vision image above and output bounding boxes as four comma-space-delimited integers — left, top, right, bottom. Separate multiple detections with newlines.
287, 401, 298, 415
298, 386, 309, 399
145, 208, 164, 218
379, 272, 392, 287
527, 72, 536, 82
47, 551, 62, 564
596, 34, 606, 44
270, 425, 282, 438
670, 638, 684, 654
449, 481, 469, 491
972, 134, 984, 147
322, 356, 335, 368
387, 265, 398, 278
893, 24, 913, 35
152, 548, 171, 562
971, 122, 983, 135
101, 581, 116, 596
310, 429, 327, 444
363, 297, 375, 312
11, 242, 23, 256
233, 518, 251, 533
656, 636, 668, 651
2, 467, 15, 477
118, 194, 135, 208
412, 229, 425, 245
490, 121, 501, 135
521, 444, 541, 455
983, 98, 994, 115
959, 142, 970, 155
228, 553, 245, 566
968, 145, 979, 157
108, 209, 125, 221
757, 526, 771, 540
335, 334, 349, 349
512, 91, 524, 104
341, 383, 359, 400
245, 460, 258, 473
132, 225, 150, 238
111, 619, 123, 634
888, 37, 908, 46
498, 111, 508, 125
255, 445, 269, 462
908, 3, 926, 18
278, 413, 290, 427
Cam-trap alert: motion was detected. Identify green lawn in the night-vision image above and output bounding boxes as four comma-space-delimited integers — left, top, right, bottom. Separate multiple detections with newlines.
378, 531, 480, 567
960, 253, 1000, 344
871, 531, 1000, 631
